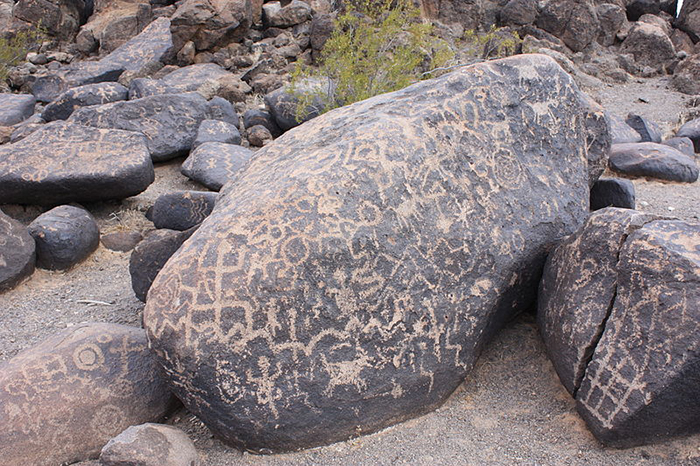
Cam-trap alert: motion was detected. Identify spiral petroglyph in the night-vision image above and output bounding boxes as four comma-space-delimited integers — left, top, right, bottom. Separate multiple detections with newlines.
144, 54, 592, 452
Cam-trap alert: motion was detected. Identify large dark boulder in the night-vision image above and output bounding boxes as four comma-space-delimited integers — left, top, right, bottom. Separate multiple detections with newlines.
0, 323, 176, 466
128, 64, 233, 99
620, 22, 676, 71
536, 0, 599, 52
625, 113, 662, 143
676, 0, 700, 42
589, 177, 635, 210
151, 191, 218, 231
539, 208, 700, 447
0, 209, 35, 292
609, 142, 699, 183
69, 93, 210, 162
606, 112, 642, 144
0, 122, 154, 205
170, 0, 253, 52
677, 116, 700, 152
12, 0, 92, 40
28, 205, 100, 271
143, 54, 593, 453
42, 82, 128, 122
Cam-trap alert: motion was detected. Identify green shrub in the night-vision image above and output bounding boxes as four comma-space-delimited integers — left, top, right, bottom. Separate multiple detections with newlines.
0, 26, 45, 87
290, 0, 455, 121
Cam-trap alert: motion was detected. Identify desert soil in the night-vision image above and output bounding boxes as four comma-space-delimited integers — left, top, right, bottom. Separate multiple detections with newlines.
1, 75, 699, 465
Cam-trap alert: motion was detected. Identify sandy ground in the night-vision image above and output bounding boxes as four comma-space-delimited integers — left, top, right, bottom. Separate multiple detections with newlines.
1, 76, 699, 465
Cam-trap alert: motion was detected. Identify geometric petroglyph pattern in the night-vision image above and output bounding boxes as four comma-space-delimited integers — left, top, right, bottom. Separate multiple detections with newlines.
144, 54, 591, 452
42, 82, 129, 122
576, 219, 700, 447
0, 323, 175, 466
69, 93, 211, 162
537, 208, 660, 395
0, 122, 154, 205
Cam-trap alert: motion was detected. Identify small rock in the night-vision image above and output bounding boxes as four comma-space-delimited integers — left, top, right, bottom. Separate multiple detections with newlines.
28, 205, 100, 271
181, 142, 253, 191
662, 137, 695, 157
264, 77, 332, 131
0, 209, 35, 292
0, 94, 36, 126
129, 227, 198, 302
677, 117, 700, 152
263, 0, 312, 28
0, 323, 177, 466
609, 142, 699, 183
243, 109, 281, 136
151, 191, 218, 231
101, 231, 143, 252
590, 177, 636, 211
27, 52, 48, 65
0, 126, 12, 145
625, 113, 662, 143
193, 119, 241, 149
605, 112, 642, 144
247, 124, 273, 147
100, 423, 200, 466
42, 82, 128, 122
205, 97, 240, 127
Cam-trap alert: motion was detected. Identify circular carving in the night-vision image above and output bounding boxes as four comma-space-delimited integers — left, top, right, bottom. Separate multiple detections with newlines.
72, 344, 104, 371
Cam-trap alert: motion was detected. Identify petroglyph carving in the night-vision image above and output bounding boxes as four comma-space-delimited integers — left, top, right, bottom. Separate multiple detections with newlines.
144, 54, 591, 452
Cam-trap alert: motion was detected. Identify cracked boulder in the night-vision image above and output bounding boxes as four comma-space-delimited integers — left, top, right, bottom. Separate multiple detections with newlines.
143, 54, 592, 453
538, 208, 700, 447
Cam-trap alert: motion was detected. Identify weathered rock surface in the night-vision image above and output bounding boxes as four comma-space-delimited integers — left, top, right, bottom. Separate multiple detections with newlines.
263, 0, 312, 27
609, 142, 699, 182
101, 231, 143, 252
128, 64, 232, 99
143, 54, 592, 453
677, 117, 700, 152
181, 142, 253, 190
596, 3, 626, 47
69, 93, 210, 161
0, 323, 176, 466
536, 0, 599, 52
42, 83, 129, 122
193, 119, 241, 149
30, 18, 173, 103
620, 22, 676, 71
28, 205, 99, 271
540, 208, 700, 447
170, 0, 254, 52
626, 0, 662, 21
676, 0, 700, 42
589, 177, 635, 210
264, 78, 332, 131
151, 191, 218, 231
12, 0, 92, 40
0, 210, 35, 292
580, 94, 611, 187
499, 0, 538, 27
99, 423, 200, 466
606, 112, 642, 144
0, 123, 154, 205
662, 136, 695, 157
129, 227, 198, 302
0, 94, 36, 126
246, 124, 273, 146
243, 108, 281, 136
625, 113, 662, 143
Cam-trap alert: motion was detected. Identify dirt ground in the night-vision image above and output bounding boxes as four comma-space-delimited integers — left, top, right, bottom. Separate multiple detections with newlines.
1, 76, 699, 465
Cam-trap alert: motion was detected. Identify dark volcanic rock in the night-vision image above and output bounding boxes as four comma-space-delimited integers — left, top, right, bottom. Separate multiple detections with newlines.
676, 0, 700, 42
99, 423, 200, 466
609, 142, 699, 182
264, 78, 332, 131
28, 205, 100, 271
620, 22, 676, 71
540, 208, 700, 447
30, 18, 173, 102
0, 123, 154, 205
589, 177, 635, 210
151, 191, 218, 231
101, 231, 143, 252
0, 94, 36, 126
181, 142, 253, 191
596, 3, 626, 47
580, 94, 611, 187
625, 113, 662, 143
247, 124, 273, 147
12, 0, 91, 40
606, 112, 642, 144
0, 209, 35, 292
143, 54, 592, 453
69, 93, 210, 161
626, 0, 661, 20
193, 119, 241, 149
662, 136, 695, 156
129, 227, 198, 302
677, 116, 700, 152
536, 0, 599, 52
263, 0, 312, 27
42, 82, 128, 122
129, 64, 232, 99
243, 108, 281, 136
0, 323, 176, 466
170, 0, 253, 52
205, 97, 239, 127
